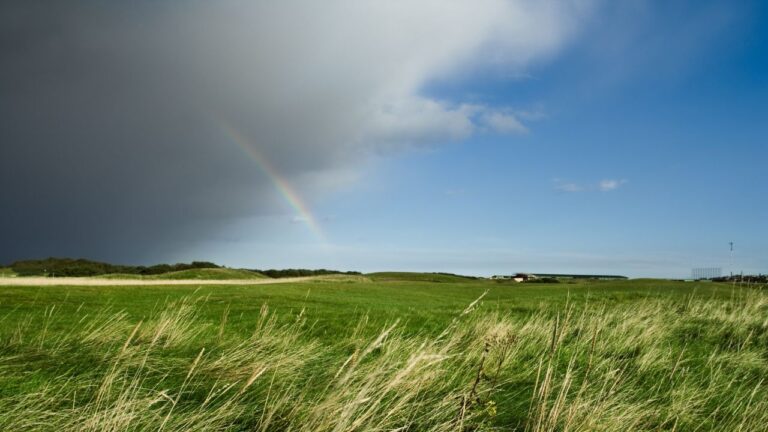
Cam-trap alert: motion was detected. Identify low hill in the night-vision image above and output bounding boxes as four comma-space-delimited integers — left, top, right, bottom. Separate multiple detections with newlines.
97, 268, 267, 280
366, 272, 479, 283
149, 268, 267, 280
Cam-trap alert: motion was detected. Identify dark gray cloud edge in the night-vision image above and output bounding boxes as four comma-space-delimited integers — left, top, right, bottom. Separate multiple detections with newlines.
0, 0, 586, 264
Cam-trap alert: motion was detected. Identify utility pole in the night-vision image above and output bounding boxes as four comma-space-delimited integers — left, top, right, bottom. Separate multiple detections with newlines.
729, 242, 734, 277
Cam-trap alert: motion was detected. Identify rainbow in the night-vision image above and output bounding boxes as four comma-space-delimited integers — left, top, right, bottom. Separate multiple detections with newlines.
217, 122, 325, 240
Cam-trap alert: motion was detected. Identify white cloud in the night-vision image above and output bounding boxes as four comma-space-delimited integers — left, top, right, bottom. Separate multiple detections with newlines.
179, 0, 595, 173
554, 178, 627, 193
480, 111, 529, 134
598, 179, 627, 191
363, 97, 475, 151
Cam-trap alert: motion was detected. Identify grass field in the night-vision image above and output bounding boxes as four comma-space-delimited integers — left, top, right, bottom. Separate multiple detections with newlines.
0, 276, 766, 431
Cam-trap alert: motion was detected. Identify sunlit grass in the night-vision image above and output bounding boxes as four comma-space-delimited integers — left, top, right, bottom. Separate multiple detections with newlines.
0, 280, 766, 430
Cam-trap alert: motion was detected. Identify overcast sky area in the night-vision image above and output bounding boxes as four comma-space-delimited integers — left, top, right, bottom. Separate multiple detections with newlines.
2, 0, 766, 278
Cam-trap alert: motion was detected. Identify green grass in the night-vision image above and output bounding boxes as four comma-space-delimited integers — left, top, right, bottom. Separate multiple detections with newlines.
0, 278, 766, 431
0, 268, 16, 277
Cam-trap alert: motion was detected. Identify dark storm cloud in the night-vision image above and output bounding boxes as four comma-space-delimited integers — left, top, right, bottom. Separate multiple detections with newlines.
1, 1, 269, 263
0, 1, 588, 264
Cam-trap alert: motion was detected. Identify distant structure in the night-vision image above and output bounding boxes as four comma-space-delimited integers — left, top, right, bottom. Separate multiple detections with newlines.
491, 273, 627, 282
729, 241, 734, 276
491, 273, 535, 282
692, 267, 722, 280
533, 273, 627, 280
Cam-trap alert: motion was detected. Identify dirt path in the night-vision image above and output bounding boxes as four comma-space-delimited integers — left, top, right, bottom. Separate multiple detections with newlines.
0, 277, 313, 286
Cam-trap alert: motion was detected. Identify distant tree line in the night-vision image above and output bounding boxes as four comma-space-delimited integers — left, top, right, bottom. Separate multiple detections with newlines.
252, 268, 362, 278
6, 258, 366, 279
9, 258, 219, 277
432, 272, 479, 280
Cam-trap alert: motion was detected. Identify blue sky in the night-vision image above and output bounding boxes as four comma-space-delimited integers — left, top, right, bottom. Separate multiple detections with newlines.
3, 0, 766, 277
193, 0, 767, 278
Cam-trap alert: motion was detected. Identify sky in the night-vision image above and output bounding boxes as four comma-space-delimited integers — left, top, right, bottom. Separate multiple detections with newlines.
1, 0, 766, 278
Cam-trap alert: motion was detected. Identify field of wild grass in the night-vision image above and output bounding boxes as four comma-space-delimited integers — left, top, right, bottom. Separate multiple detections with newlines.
0, 278, 767, 431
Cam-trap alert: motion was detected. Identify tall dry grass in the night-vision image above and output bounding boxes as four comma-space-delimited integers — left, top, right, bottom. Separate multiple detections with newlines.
1, 288, 767, 431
